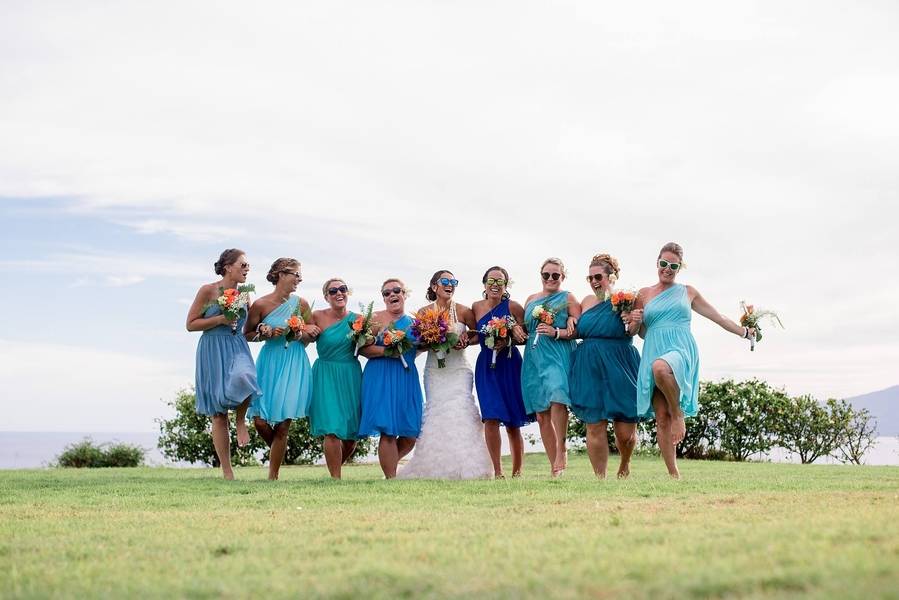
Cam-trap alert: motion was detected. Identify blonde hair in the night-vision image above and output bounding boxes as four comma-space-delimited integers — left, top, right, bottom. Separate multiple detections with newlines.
381, 277, 409, 297
321, 277, 348, 297
589, 253, 620, 278
540, 257, 567, 276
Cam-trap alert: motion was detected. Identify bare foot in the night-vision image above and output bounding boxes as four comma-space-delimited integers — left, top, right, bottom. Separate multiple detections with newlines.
223, 471, 234, 481
669, 470, 681, 480
617, 464, 630, 479
551, 463, 566, 478
512, 471, 522, 478
670, 415, 686, 445
236, 421, 250, 448
595, 471, 607, 480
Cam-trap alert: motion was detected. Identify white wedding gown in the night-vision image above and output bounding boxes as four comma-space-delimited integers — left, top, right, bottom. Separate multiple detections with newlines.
398, 320, 494, 480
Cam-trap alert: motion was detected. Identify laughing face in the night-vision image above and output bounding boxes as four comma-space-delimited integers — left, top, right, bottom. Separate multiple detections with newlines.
381, 280, 406, 313
325, 280, 348, 310
431, 271, 456, 302
226, 255, 250, 284
483, 269, 508, 301
587, 265, 609, 296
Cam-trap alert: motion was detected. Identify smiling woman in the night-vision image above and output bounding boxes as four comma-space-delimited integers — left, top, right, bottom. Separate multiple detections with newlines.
184, 248, 262, 480
243, 258, 317, 481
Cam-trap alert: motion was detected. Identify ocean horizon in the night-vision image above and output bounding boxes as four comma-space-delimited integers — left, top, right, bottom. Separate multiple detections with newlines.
1, 430, 897, 469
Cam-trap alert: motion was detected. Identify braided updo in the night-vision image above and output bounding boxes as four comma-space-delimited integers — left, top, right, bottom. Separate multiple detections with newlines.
266, 258, 300, 284
589, 253, 620, 278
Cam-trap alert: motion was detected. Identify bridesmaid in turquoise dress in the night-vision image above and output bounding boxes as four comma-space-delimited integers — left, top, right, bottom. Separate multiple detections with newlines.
633, 242, 757, 478
358, 278, 423, 479
472, 266, 531, 478
245, 258, 318, 481
186, 248, 261, 480
309, 277, 366, 479
521, 258, 581, 477
569, 254, 641, 479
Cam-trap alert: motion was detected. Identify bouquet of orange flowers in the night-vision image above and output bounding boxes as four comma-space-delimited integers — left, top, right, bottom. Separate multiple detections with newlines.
480, 315, 518, 368
382, 323, 414, 369
209, 284, 255, 334
347, 301, 376, 356
411, 307, 459, 368
530, 301, 564, 348
284, 300, 314, 348
739, 300, 783, 351
609, 288, 638, 313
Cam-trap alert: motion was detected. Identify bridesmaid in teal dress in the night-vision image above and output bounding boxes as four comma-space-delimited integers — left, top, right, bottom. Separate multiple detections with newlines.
309, 277, 367, 480
185, 248, 261, 480
633, 242, 757, 478
569, 254, 641, 479
521, 258, 581, 477
358, 278, 423, 479
245, 258, 318, 481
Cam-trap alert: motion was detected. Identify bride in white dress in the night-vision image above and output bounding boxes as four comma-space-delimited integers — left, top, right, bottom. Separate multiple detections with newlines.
398, 271, 494, 480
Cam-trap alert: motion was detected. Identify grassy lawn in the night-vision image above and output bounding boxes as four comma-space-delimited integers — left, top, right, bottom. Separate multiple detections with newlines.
2, 453, 898, 599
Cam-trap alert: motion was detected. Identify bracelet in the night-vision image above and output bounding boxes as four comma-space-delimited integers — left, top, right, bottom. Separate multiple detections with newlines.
554, 328, 561, 340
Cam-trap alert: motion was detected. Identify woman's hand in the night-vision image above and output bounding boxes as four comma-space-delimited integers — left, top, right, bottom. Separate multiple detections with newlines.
268, 326, 284, 339
494, 337, 508, 351
454, 335, 468, 351
511, 324, 527, 344
565, 316, 577, 337
536, 323, 556, 336
303, 325, 322, 341
624, 309, 644, 330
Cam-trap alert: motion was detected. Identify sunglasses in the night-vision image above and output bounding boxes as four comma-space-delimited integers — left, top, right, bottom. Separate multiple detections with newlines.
280, 270, 302, 280
327, 285, 348, 295
437, 278, 459, 287
381, 287, 404, 297
586, 273, 605, 282
484, 278, 507, 286
541, 272, 562, 281
658, 259, 681, 271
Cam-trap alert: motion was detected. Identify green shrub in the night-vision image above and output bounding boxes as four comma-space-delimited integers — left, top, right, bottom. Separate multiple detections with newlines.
834, 407, 878, 465
773, 395, 852, 464
55, 438, 145, 468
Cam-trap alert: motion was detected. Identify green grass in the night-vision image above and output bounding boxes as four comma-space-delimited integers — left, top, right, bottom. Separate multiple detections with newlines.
2, 454, 898, 599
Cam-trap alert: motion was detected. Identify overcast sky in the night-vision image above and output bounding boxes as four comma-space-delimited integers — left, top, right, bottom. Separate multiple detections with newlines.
2, 1, 897, 431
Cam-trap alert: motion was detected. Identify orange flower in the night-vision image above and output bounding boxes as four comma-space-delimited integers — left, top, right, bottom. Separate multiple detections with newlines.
286, 315, 302, 330
352, 315, 365, 332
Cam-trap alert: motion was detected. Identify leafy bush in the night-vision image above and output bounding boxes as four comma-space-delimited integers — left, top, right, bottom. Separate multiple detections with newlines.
157, 388, 373, 466
773, 395, 852, 464
157, 388, 265, 466
702, 379, 788, 461
55, 438, 145, 468
833, 407, 878, 465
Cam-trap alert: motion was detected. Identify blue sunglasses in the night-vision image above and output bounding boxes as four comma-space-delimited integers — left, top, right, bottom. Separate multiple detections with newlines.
437, 277, 459, 287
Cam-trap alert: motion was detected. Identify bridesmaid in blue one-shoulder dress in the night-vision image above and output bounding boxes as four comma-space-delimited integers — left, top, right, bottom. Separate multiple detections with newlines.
634, 243, 758, 478
569, 254, 642, 479
472, 266, 531, 478
244, 258, 317, 480
186, 248, 261, 480
521, 258, 581, 477
358, 278, 423, 479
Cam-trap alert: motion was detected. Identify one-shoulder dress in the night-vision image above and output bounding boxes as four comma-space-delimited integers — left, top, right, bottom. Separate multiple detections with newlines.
357, 315, 424, 438
521, 290, 576, 414
309, 313, 363, 440
248, 297, 313, 424
474, 299, 532, 428
636, 284, 700, 418
569, 300, 641, 424
194, 304, 261, 416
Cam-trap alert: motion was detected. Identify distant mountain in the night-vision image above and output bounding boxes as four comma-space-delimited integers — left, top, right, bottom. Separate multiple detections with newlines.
846, 385, 899, 437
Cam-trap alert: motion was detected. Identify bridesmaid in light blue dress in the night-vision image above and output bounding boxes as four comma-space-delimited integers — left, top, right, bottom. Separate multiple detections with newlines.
521, 258, 581, 477
570, 254, 642, 479
186, 248, 262, 480
245, 258, 318, 480
358, 278, 423, 479
633, 242, 757, 478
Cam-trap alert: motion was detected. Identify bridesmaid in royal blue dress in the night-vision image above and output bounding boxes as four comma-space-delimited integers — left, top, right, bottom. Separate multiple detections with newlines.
569, 254, 642, 479
244, 258, 318, 480
358, 278, 423, 479
186, 248, 262, 480
521, 258, 581, 477
632, 242, 757, 478
472, 266, 531, 478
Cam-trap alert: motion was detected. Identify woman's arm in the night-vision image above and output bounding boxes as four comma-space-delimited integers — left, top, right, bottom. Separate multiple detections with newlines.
185, 285, 228, 332
690, 286, 754, 338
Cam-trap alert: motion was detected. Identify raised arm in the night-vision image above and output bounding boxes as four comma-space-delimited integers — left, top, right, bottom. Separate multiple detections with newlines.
690, 286, 754, 339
